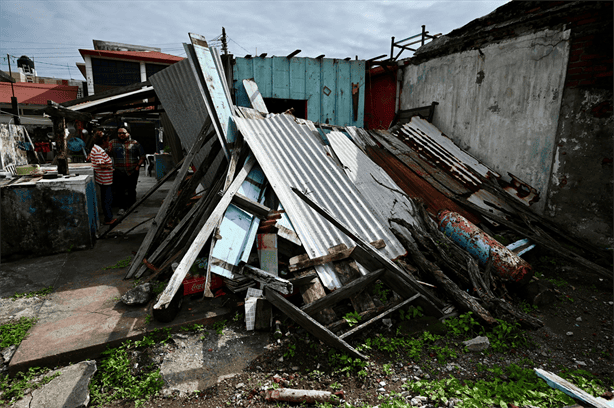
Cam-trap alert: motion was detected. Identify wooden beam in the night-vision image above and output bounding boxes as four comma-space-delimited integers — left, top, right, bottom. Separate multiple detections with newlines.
289, 271, 318, 287
44, 100, 92, 121
289, 239, 385, 272
61, 80, 151, 107
154, 156, 256, 309
231, 193, 271, 218
125, 116, 213, 279
454, 196, 613, 281
99, 157, 185, 238
242, 265, 293, 295
291, 187, 445, 314
286, 49, 301, 59
340, 294, 420, 339
301, 269, 385, 316
264, 287, 367, 360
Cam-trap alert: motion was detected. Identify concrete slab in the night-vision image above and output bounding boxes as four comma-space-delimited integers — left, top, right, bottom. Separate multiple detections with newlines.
161, 329, 270, 395
13, 360, 97, 408
4, 169, 243, 375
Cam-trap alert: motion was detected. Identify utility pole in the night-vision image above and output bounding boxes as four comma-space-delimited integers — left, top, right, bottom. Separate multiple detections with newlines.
221, 27, 228, 55
6, 54, 20, 125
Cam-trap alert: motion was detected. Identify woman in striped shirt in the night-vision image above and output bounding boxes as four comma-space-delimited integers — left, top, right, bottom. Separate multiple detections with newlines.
88, 130, 116, 225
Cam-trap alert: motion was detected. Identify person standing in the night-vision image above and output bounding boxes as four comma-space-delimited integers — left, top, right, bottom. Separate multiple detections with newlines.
88, 130, 116, 225
107, 127, 145, 215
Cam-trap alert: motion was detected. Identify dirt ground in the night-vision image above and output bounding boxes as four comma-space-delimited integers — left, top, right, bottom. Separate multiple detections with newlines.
98, 248, 613, 408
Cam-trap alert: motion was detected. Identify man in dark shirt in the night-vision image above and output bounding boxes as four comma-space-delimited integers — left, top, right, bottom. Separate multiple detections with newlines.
107, 127, 145, 214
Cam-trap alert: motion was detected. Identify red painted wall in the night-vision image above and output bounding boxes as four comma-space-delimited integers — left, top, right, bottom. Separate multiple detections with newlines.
364, 66, 398, 130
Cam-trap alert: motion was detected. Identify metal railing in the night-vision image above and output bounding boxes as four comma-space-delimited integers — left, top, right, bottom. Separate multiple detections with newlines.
390, 25, 441, 61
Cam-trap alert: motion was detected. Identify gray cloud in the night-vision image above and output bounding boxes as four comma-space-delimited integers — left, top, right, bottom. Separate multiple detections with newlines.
0, 0, 508, 78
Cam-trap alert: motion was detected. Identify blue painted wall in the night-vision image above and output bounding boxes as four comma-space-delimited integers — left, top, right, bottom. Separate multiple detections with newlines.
234, 57, 365, 127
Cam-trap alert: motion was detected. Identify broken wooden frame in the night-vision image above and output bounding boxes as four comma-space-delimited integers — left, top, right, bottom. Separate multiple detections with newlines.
154, 156, 257, 309
125, 116, 214, 279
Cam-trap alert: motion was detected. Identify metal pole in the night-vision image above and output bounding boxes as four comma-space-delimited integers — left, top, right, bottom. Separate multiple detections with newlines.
390, 36, 395, 60
421, 25, 426, 46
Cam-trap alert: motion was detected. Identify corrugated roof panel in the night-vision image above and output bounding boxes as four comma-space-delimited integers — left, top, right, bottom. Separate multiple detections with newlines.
234, 114, 406, 290
327, 131, 423, 231
149, 58, 224, 189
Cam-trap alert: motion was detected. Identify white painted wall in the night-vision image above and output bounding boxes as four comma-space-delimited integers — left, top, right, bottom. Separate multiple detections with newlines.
401, 29, 571, 212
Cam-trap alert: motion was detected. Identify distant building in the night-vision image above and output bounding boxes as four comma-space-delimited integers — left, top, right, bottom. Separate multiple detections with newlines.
79, 40, 184, 95
9, 55, 85, 98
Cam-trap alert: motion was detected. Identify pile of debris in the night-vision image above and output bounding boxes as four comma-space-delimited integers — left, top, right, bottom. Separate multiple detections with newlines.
115, 33, 611, 360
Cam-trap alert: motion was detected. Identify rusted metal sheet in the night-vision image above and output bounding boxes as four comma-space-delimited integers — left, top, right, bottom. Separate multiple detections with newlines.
234, 113, 406, 290
359, 134, 482, 224
439, 210, 533, 284
399, 117, 540, 206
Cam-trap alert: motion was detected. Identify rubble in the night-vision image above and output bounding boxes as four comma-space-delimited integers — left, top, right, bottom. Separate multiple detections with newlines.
121, 282, 153, 305
462, 336, 490, 352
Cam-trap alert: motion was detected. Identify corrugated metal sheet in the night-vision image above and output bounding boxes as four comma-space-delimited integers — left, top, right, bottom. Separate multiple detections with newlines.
327, 130, 423, 231
396, 117, 534, 213
69, 86, 153, 111
149, 58, 224, 190
233, 57, 365, 128
398, 117, 488, 189
234, 113, 406, 290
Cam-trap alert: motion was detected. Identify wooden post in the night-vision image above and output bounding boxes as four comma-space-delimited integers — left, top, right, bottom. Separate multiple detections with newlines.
53, 117, 69, 175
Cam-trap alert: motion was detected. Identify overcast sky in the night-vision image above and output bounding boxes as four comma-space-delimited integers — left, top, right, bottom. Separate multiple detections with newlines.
1, 0, 509, 80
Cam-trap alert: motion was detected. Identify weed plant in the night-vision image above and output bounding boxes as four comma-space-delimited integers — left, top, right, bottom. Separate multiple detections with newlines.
11, 286, 53, 300
0, 367, 60, 405
0, 317, 37, 348
88, 329, 170, 407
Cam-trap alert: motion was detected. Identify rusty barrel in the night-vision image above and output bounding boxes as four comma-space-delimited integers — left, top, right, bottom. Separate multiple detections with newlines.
438, 210, 533, 285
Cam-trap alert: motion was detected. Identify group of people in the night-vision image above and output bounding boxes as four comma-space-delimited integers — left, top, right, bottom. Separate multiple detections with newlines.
88, 127, 145, 225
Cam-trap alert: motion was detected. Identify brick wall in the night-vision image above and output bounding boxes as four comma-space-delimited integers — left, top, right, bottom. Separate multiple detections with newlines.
564, 4, 613, 92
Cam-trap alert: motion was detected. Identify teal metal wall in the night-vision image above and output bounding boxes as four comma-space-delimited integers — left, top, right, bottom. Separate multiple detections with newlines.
234, 57, 365, 127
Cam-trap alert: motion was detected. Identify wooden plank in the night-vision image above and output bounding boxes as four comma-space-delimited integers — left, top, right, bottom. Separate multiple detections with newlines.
328, 245, 375, 313
454, 196, 613, 281
133, 188, 209, 279
243, 79, 269, 113
99, 157, 185, 238
534, 369, 612, 408
301, 269, 385, 316
125, 116, 213, 279
231, 193, 271, 218
289, 239, 385, 273
298, 270, 337, 325
44, 100, 92, 121
292, 187, 445, 315
61, 80, 151, 108
340, 294, 420, 340
153, 156, 256, 309
242, 265, 292, 295
134, 166, 227, 279
265, 287, 367, 360
289, 271, 318, 287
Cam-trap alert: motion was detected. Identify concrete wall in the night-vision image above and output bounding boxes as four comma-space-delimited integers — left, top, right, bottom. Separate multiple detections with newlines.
401, 28, 571, 212
1, 175, 98, 259
548, 87, 612, 245
0, 124, 29, 170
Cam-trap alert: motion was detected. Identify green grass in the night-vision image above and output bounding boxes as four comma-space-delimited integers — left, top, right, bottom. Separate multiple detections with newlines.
0, 367, 61, 405
0, 317, 37, 348
102, 256, 132, 270
11, 286, 54, 300
88, 330, 170, 407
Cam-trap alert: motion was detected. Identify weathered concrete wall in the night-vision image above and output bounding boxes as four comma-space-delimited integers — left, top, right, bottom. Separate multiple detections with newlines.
401, 28, 571, 213
0, 124, 29, 170
548, 87, 612, 246
1, 175, 98, 259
